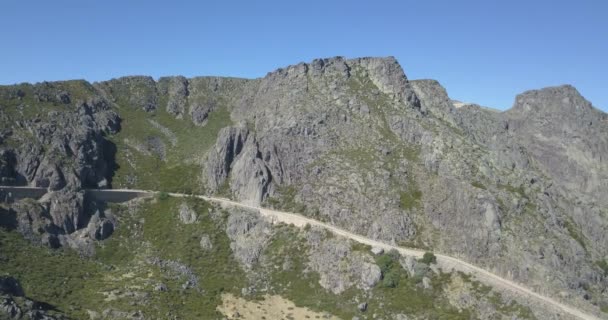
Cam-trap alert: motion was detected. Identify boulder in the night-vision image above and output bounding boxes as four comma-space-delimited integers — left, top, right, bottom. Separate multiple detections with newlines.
199, 235, 213, 250
178, 203, 197, 224
357, 302, 367, 312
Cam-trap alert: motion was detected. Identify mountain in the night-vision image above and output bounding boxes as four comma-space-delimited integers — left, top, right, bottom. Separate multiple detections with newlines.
0, 56, 606, 319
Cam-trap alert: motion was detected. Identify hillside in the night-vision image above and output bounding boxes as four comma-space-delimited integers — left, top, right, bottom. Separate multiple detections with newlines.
0, 56, 606, 319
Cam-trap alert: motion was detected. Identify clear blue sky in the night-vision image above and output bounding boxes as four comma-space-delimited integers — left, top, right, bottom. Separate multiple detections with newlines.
0, 0, 606, 111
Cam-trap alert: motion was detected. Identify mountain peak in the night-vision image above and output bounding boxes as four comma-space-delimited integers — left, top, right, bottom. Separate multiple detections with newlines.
510, 84, 594, 116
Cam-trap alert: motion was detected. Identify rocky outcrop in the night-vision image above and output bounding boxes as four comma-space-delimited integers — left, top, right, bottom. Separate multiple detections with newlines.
505, 85, 608, 204
226, 210, 271, 269
0, 96, 119, 190
306, 232, 381, 294
0, 82, 121, 254
178, 202, 197, 224
355, 56, 420, 108
99, 76, 158, 112
157, 75, 251, 124
199, 234, 213, 250
205, 126, 250, 192
158, 76, 189, 118
228, 138, 273, 206
147, 258, 199, 291
0, 150, 18, 185
410, 79, 457, 122
204, 125, 274, 205
6, 192, 115, 251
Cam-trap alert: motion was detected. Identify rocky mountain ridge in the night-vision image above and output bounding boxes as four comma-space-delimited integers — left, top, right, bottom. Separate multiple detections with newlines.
0, 56, 607, 318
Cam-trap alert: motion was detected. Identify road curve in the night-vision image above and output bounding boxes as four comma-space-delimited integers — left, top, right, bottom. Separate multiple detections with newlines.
1, 186, 601, 320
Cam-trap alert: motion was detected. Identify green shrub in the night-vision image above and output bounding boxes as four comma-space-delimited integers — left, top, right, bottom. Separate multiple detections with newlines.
419, 252, 437, 265
564, 219, 586, 250
376, 254, 395, 274
471, 181, 486, 190
382, 269, 400, 288
376, 250, 403, 288
399, 190, 422, 210
157, 191, 169, 201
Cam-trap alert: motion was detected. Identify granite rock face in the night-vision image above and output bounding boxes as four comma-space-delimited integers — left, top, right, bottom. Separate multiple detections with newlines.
6, 191, 115, 252
0, 82, 120, 251
306, 234, 382, 294
225, 210, 271, 269
178, 202, 198, 224
158, 76, 189, 118
0, 93, 119, 190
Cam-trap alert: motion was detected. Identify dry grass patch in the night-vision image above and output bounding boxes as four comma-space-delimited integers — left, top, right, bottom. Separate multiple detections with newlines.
218, 293, 340, 320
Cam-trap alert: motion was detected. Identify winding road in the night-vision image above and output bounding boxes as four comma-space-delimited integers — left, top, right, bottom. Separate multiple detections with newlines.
160, 190, 602, 320
0, 186, 602, 320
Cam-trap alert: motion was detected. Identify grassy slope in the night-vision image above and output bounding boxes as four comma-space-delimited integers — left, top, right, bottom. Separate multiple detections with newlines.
108, 103, 231, 194
0, 198, 246, 319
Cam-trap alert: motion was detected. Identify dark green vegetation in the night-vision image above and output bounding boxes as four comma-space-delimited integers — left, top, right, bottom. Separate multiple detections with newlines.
0, 224, 103, 316
419, 252, 437, 265
1, 196, 543, 320
399, 188, 422, 210
471, 181, 487, 190
0, 198, 246, 319
0, 80, 95, 120
563, 218, 587, 250
375, 250, 402, 288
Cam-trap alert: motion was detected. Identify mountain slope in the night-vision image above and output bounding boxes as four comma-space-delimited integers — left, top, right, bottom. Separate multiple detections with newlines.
0, 56, 606, 319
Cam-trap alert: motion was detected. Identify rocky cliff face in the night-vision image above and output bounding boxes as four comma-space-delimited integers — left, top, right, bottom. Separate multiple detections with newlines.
0, 81, 120, 251
200, 57, 608, 313
0, 96, 119, 189
0, 56, 606, 315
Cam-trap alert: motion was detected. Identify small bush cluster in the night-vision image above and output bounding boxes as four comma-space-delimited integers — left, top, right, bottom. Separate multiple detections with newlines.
419, 252, 437, 265
376, 250, 402, 288
157, 191, 169, 200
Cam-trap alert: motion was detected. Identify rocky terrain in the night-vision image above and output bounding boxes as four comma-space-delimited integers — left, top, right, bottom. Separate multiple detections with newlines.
0, 56, 606, 319
0, 275, 67, 319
